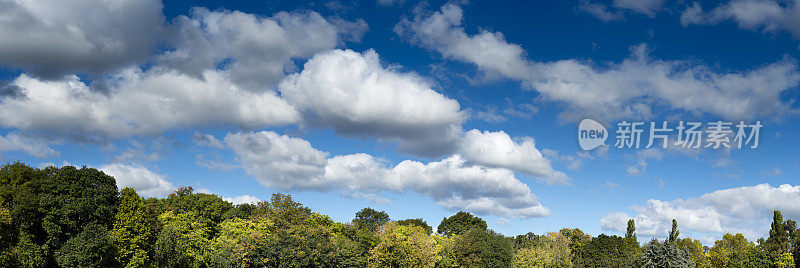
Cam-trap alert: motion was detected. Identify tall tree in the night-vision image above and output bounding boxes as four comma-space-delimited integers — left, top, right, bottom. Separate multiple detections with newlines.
437, 211, 487, 236
668, 219, 680, 244
625, 219, 637, 241
784, 219, 800, 268
112, 187, 156, 267
764, 210, 791, 261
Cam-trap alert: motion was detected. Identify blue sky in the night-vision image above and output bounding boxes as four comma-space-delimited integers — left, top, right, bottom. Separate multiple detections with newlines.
1, 0, 800, 245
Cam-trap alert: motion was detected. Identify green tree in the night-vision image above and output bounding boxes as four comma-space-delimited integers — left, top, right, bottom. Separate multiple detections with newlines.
437, 211, 487, 236
512, 232, 573, 268
206, 217, 272, 267
764, 211, 791, 261
676, 238, 709, 268
641, 239, 693, 268
625, 219, 637, 241
253, 193, 312, 228
7, 164, 119, 266
559, 228, 591, 255
669, 219, 680, 244
784, 219, 800, 268
54, 223, 117, 267
708, 233, 753, 268
572, 234, 639, 267
153, 211, 210, 267
165, 187, 232, 234
453, 228, 513, 267
397, 218, 433, 235
112, 187, 157, 268
353, 208, 390, 231
368, 222, 440, 267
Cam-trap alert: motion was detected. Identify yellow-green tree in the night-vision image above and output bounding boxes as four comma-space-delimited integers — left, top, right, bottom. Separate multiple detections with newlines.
111, 188, 156, 267
708, 233, 752, 267
153, 211, 210, 267
513, 232, 573, 268
369, 222, 441, 267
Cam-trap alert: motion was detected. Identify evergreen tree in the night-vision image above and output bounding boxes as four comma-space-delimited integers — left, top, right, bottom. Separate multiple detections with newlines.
764, 210, 791, 261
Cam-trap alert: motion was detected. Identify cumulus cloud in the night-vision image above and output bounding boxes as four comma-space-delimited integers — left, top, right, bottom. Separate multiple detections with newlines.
396, 3, 800, 121
225, 131, 550, 218
0, 68, 299, 142
460, 130, 569, 185
601, 183, 800, 243
279, 49, 465, 157
162, 8, 360, 90
681, 0, 800, 38
100, 163, 176, 197
0, 0, 164, 77
0, 132, 58, 158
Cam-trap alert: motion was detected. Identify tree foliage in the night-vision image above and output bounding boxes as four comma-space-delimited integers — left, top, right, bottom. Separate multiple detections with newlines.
1, 162, 799, 268
437, 211, 487, 236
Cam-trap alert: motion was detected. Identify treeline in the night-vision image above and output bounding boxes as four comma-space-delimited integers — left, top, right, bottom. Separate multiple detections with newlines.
0, 162, 798, 267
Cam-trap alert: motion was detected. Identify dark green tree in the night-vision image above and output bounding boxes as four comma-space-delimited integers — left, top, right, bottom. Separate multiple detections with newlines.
764, 210, 791, 261
54, 223, 117, 267
572, 234, 639, 267
453, 228, 513, 267
352, 208, 390, 231
7, 164, 119, 266
437, 211, 487, 236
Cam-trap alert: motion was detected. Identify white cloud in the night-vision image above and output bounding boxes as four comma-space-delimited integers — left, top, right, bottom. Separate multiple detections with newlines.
681, 0, 800, 38
0, 0, 164, 77
100, 163, 176, 197
162, 8, 360, 90
460, 130, 569, 185
0, 68, 299, 141
396, 3, 800, 121
223, 195, 262, 205
0, 132, 58, 158
601, 183, 800, 243
225, 131, 551, 218
225, 131, 330, 190
279, 49, 465, 157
